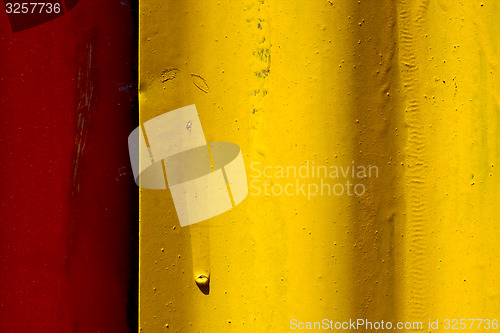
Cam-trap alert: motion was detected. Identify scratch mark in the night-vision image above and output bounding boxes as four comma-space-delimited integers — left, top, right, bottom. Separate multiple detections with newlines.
191, 74, 210, 93
71, 43, 94, 195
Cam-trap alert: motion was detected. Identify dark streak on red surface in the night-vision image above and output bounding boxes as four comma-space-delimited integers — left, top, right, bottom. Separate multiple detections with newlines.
0, 1, 138, 332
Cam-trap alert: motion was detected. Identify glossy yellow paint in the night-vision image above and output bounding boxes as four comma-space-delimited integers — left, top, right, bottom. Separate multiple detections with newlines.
139, 0, 500, 331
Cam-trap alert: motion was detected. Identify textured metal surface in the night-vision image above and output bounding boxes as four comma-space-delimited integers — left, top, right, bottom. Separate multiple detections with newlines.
138, 0, 498, 331
139, 0, 500, 332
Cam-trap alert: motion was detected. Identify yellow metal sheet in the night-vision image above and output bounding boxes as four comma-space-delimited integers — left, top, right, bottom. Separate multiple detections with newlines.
139, 0, 500, 331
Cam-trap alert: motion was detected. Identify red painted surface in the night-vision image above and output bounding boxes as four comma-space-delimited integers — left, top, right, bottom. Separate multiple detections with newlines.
0, 1, 137, 332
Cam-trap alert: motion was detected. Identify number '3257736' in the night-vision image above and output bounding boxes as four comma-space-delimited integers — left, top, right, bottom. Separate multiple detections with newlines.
5, 2, 61, 14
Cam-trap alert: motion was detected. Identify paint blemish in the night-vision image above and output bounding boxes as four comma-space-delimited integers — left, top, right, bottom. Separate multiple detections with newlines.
195, 274, 210, 295
191, 74, 210, 93
160, 68, 179, 83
